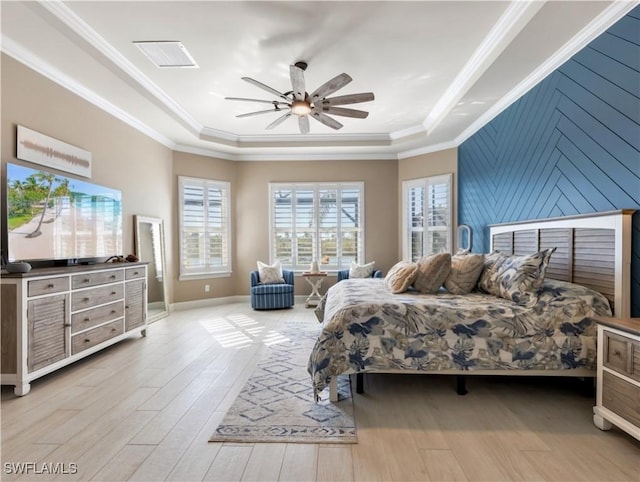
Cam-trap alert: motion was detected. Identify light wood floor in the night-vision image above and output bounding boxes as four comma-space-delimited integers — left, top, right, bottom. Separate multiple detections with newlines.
2, 302, 639, 482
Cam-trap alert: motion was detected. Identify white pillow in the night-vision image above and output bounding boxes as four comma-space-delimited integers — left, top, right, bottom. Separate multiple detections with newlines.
257, 260, 284, 284
349, 261, 375, 278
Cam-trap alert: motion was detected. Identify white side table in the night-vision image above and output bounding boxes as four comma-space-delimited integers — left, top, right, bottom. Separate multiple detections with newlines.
302, 272, 327, 308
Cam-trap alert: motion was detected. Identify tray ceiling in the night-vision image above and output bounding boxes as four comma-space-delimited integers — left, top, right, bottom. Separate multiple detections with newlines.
0, 1, 635, 160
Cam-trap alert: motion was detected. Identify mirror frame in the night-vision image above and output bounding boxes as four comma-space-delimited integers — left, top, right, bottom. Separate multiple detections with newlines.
134, 215, 169, 323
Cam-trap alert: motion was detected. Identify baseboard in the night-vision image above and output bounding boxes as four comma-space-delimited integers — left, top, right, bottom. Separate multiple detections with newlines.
170, 294, 309, 312
170, 295, 249, 312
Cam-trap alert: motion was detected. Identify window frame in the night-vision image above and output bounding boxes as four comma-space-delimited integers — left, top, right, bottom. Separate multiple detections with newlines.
178, 175, 232, 280
269, 182, 365, 273
402, 173, 453, 262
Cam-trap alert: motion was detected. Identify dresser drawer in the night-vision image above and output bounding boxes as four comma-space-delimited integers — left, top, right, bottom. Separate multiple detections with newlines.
603, 330, 640, 381
71, 284, 124, 311
125, 266, 145, 280
602, 371, 640, 427
71, 301, 124, 334
72, 270, 124, 290
71, 319, 124, 355
28, 277, 69, 297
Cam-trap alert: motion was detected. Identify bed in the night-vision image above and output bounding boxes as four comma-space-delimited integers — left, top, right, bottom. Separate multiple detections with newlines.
308, 210, 634, 402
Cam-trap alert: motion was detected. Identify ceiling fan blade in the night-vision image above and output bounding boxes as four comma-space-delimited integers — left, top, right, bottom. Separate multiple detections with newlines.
237, 108, 283, 118
266, 112, 292, 130
317, 92, 374, 106
309, 73, 352, 102
289, 65, 306, 101
226, 97, 289, 105
242, 77, 289, 100
298, 115, 310, 134
310, 109, 343, 130
317, 106, 369, 119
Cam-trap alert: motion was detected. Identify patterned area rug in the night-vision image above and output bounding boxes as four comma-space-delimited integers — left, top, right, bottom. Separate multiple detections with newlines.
210, 323, 356, 443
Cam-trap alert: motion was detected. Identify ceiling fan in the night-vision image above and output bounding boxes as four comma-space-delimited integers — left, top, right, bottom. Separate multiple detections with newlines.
226, 61, 374, 134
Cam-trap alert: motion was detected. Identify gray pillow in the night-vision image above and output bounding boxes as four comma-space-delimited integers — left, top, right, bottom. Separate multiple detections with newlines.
444, 253, 485, 294
412, 253, 451, 294
478, 248, 555, 306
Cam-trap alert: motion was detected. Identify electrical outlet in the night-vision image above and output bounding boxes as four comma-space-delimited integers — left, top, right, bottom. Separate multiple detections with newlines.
204, 284, 210, 292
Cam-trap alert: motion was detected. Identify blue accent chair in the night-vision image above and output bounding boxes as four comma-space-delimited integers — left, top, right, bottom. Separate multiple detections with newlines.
337, 269, 383, 282
250, 269, 295, 310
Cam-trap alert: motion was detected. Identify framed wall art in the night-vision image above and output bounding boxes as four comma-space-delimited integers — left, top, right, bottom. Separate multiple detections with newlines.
16, 125, 92, 178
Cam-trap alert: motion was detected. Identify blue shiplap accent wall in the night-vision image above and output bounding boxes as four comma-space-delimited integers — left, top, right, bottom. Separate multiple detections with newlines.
459, 6, 640, 316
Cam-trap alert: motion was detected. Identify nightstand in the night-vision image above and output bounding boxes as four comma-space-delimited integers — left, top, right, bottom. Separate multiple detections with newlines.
593, 316, 640, 441
301, 272, 327, 308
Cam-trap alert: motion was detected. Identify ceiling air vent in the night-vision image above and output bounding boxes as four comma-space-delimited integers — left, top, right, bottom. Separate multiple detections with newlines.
133, 41, 198, 68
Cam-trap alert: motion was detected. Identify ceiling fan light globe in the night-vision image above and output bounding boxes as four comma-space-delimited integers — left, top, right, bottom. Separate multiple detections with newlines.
291, 100, 311, 116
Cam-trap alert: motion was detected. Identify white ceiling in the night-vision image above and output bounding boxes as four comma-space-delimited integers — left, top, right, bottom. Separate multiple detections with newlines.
1, 1, 636, 160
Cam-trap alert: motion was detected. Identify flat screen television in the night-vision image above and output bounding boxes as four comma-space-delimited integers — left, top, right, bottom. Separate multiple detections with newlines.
6, 163, 123, 265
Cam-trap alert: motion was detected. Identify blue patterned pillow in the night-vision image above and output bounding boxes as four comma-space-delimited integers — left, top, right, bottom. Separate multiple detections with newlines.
478, 248, 555, 306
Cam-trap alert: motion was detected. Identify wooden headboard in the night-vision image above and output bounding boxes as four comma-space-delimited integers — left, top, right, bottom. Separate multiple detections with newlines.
489, 210, 634, 318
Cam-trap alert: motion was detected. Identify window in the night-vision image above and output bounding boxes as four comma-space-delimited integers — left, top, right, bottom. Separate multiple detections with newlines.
270, 183, 364, 271
402, 174, 452, 262
179, 176, 231, 278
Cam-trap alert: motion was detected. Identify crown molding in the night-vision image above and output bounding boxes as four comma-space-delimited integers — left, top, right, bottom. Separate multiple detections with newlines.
173, 143, 237, 161
199, 126, 391, 147
173, 143, 399, 161
1, 35, 176, 150
39, 0, 203, 135
422, 0, 545, 136
233, 151, 399, 162
397, 141, 458, 160
389, 123, 426, 140
455, 0, 639, 146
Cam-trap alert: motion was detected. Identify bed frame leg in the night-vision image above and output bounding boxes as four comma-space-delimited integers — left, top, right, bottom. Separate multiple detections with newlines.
456, 375, 468, 395
356, 373, 364, 394
329, 377, 339, 402
579, 377, 596, 398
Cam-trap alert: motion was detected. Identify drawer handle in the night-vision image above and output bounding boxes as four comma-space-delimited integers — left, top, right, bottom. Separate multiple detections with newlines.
111, 310, 117, 314
111, 328, 117, 333
134, 271, 139, 275
84, 317, 90, 322
84, 338, 91, 343
47, 283, 54, 288
111, 291, 117, 295
110, 275, 116, 279
83, 278, 90, 283
64, 323, 71, 327
612, 350, 622, 357
83, 297, 90, 302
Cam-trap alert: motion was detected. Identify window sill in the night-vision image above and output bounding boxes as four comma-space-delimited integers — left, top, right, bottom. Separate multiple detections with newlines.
179, 272, 231, 281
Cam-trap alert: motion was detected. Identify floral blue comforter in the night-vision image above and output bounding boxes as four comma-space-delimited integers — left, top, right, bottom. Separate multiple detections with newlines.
307, 278, 611, 396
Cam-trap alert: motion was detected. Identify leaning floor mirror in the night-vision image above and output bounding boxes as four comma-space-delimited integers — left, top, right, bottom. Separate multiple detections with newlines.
134, 215, 169, 323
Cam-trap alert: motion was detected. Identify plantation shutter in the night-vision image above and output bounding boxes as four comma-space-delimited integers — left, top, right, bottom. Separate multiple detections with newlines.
403, 174, 452, 261
273, 188, 294, 266
179, 177, 231, 277
270, 183, 364, 271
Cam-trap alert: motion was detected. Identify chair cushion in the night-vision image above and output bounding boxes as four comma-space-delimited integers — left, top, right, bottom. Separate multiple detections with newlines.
252, 283, 294, 295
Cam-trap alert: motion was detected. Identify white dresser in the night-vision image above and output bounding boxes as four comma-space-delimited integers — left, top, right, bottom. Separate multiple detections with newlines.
1, 263, 147, 396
